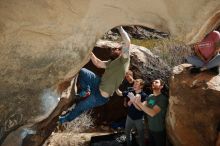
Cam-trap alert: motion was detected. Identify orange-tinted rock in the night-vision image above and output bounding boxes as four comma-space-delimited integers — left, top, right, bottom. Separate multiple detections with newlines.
167, 64, 220, 146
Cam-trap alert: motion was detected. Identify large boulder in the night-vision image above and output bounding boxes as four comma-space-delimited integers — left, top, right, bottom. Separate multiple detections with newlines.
0, 0, 220, 145
167, 64, 220, 146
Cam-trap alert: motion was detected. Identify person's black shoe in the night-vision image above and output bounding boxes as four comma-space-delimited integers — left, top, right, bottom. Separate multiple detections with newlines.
74, 94, 83, 102
56, 120, 66, 132
190, 67, 201, 74
210, 66, 220, 75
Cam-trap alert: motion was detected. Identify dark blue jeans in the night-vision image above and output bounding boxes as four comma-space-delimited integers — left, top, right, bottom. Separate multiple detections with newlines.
62, 68, 108, 122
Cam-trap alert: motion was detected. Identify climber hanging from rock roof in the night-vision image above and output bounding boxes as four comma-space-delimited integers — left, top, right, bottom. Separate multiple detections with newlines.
58, 26, 131, 124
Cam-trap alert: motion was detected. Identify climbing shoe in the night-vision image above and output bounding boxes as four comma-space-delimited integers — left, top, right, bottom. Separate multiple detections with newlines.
210, 66, 220, 75
190, 67, 201, 74
58, 116, 66, 125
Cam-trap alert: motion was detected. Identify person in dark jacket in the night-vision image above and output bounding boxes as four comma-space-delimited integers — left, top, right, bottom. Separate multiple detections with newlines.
117, 79, 148, 146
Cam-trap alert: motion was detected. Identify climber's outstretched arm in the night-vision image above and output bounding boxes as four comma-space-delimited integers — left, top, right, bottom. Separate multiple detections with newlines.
117, 26, 131, 58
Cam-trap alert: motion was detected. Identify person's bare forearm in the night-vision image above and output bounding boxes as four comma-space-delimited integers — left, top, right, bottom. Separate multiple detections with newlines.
117, 26, 130, 57
90, 52, 98, 65
116, 89, 123, 96
118, 26, 130, 45
90, 52, 106, 68
136, 102, 157, 117
127, 100, 133, 106
133, 102, 142, 111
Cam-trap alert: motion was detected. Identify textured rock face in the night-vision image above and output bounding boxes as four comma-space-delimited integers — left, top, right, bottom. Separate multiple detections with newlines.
0, 0, 220, 145
2, 40, 170, 146
167, 64, 220, 146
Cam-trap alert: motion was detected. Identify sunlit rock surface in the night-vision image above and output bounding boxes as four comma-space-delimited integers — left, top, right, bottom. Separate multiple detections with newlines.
0, 0, 220, 145
167, 64, 220, 146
